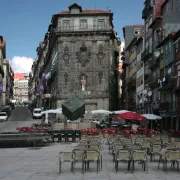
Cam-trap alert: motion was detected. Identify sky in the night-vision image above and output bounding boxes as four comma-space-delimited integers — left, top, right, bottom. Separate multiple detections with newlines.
0, 0, 144, 73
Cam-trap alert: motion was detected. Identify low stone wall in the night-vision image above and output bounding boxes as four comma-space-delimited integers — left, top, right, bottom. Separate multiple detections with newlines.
53, 122, 96, 130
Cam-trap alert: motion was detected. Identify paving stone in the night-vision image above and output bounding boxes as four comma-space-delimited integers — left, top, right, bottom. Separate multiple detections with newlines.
0, 142, 180, 180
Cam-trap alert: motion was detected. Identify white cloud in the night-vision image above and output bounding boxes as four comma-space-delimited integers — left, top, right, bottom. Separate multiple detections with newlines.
10, 56, 33, 73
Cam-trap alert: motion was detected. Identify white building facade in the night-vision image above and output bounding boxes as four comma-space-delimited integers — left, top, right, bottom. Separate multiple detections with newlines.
14, 80, 28, 101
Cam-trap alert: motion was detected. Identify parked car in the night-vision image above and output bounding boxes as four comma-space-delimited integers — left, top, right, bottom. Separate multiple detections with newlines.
0, 112, 8, 121
33, 108, 42, 119
1, 106, 11, 117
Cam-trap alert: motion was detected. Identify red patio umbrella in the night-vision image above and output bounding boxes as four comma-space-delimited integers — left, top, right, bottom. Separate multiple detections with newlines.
115, 112, 146, 121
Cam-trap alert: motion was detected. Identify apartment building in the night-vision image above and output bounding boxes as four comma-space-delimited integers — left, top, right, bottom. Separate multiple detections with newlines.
3, 60, 14, 106
14, 73, 28, 101
121, 25, 144, 110
136, 37, 145, 114
142, 0, 180, 130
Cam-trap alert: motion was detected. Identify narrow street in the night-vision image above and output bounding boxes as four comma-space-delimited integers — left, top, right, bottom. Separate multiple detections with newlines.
0, 106, 41, 132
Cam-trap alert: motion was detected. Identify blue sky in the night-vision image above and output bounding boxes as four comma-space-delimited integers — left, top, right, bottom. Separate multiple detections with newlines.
0, 0, 144, 72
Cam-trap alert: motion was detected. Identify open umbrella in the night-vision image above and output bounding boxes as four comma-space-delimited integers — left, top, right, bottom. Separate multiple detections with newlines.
112, 110, 130, 114
91, 109, 112, 114
115, 112, 146, 121
142, 114, 162, 130
142, 114, 162, 120
41, 108, 62, 124
41, 108, 62, 115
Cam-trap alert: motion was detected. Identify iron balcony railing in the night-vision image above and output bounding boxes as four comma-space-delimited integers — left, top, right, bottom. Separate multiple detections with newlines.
142, 0, 153, 19
148, 58, 159, 70
141, 46, 153, 61
55, 25, 110, 32
160, 102, 177, 113
159, 75, 174, 90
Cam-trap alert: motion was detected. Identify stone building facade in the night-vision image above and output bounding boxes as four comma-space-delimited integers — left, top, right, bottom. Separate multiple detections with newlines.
3, 60, 14, 106
54, 3, 119, 111
31, 3, 120, 112
14, 73, 28, 102
0, 36, 6, 110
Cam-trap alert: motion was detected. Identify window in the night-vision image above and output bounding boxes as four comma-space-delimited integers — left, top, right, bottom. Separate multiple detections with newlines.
97, 19, 105, 30
168, 42, 172, 52
134, 28, 141, 35
62, 20, 70, 30
70, 8, 80, 14
80, 19, 87, 29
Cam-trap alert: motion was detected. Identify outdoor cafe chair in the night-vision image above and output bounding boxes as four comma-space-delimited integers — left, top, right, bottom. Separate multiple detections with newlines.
158, 148, 167, 170
141, 141, 151, 151
74, 144, 87, 150
162, 150, 179, 173
174, 141, 180, 148
152, 135, 161, 141
88, 140, 100, 144
135, 138, 144, 145
138, 134, 147, 138
88, 145, 101, 151
150, 144, 161, 162
131, 150, 148, 173
84, 150, 101, 173
162, 137, 169, 144
73, 150, 85, 174
112, 145, 124, 162
115, 149, 131, 173
59, 152, 74, 174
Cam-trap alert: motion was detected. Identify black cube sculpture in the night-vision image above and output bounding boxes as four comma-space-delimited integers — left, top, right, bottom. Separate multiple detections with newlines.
62, 93, 85, 120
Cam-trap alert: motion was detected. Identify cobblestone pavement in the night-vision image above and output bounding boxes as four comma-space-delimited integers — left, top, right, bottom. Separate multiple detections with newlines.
0, 141, 180, 180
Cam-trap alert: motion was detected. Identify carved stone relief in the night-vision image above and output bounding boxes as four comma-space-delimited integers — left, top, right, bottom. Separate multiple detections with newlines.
98, 72, 103, 84
97, 45, 105, 65
76, 42, 91, 67
62, 45, 70, 67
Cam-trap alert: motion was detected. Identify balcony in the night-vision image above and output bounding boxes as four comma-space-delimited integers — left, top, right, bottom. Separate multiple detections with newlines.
39, 65, 44, 78
158, 75, 174, 90
145, 74, 159, 89
148, 59, 159, 70
159, 102, 176, 114
46, 66, 57, 86
142, 7, 148, 19
142, 0, 153, 19
141, 46, 152, 61
56, 25, 110, 33
0, 65, 4, 78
